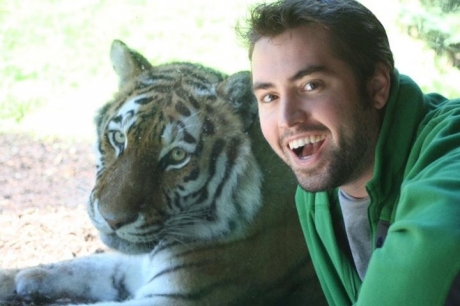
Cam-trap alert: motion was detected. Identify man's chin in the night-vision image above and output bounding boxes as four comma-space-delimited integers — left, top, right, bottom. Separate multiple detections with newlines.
294, 170, 336, 193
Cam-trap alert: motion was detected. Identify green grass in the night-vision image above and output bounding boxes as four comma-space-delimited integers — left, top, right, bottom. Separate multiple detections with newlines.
1, 0, 459, 140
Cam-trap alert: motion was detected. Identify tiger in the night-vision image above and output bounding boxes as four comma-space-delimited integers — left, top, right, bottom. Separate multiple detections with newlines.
0, 40, 326, 306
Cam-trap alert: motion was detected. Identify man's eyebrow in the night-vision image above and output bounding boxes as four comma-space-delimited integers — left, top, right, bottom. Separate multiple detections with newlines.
252, 65, 327, 92
252, 81, 274, 92
289, 65, 326, 82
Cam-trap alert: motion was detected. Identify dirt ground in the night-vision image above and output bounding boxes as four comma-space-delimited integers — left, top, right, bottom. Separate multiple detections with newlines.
0, 133, 107, 305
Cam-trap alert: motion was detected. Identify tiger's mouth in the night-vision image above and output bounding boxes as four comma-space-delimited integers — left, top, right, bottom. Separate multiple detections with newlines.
288, 135, 326, 159
101, 232, 159, 254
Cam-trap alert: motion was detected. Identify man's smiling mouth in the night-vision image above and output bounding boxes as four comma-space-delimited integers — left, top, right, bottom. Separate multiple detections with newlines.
288, 135, 326, 159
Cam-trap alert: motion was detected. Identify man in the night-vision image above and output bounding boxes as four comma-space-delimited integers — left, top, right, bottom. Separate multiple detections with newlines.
238, 0, 460, 305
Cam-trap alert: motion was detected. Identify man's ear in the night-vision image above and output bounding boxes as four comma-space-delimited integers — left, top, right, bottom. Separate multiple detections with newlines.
369, 63, 391, 110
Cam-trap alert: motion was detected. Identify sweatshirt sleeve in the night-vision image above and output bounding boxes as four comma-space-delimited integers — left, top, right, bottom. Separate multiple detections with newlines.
357, 100, 460, 306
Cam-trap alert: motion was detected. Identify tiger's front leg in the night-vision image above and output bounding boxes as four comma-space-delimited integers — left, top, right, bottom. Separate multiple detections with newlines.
0, 268, 20, 304
10, 253, 147, 304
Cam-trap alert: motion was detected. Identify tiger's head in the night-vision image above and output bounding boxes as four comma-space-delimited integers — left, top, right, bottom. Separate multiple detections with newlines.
88, 40, 262, 254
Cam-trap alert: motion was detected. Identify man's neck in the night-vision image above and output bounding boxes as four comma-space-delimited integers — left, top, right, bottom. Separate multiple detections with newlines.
340, 168, 374, 199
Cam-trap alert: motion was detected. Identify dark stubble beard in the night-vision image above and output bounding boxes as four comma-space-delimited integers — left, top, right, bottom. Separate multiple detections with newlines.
291, 98, 380, 193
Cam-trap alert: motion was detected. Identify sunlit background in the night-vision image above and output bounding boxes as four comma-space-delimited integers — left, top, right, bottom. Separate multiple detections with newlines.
1, 0, 459, 141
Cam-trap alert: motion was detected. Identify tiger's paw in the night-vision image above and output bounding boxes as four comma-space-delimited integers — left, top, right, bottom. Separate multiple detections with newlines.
0, 268, 20, 303
15, 267, 57, 303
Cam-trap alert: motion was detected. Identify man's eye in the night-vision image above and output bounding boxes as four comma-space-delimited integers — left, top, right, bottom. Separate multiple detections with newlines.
304, 81, 320, 91
261, 94, 277, 103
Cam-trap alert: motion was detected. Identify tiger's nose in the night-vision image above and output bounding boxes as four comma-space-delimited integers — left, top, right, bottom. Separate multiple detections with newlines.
104, 214, 138, 230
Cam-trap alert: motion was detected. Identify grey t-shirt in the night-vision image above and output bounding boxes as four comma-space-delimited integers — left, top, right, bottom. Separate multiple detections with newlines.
338, 189, 372, 280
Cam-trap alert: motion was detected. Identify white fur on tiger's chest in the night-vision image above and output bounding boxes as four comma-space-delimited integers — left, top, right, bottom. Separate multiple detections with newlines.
134, 248, 184, 299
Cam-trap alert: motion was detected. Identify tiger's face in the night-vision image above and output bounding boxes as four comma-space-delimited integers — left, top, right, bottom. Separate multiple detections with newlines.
88, 41, 261, 254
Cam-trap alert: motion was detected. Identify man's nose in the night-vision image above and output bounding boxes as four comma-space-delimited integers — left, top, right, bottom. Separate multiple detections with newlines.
278, 94, 307, 128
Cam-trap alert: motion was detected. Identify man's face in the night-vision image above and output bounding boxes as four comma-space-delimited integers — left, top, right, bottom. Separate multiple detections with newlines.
251, 26, 383, 193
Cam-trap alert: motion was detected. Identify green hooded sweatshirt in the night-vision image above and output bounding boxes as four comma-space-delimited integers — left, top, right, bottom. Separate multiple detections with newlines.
296, 71, 460, 306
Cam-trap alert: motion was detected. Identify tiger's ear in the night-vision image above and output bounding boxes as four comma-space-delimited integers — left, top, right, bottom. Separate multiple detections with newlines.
217, 71, 258, 131
110, 40, 152, 89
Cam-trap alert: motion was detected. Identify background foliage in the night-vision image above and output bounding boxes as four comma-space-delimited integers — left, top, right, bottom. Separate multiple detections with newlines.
0, 0, 259, 138
398, 0, 460, 70
1, 0, 459, 140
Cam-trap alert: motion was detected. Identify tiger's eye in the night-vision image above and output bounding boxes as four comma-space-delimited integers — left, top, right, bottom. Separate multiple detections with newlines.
171, 148, 187, 161
113, 131, 125, 145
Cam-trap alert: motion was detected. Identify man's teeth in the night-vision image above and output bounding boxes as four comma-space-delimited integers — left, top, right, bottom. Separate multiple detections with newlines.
288, 135, 326, 150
